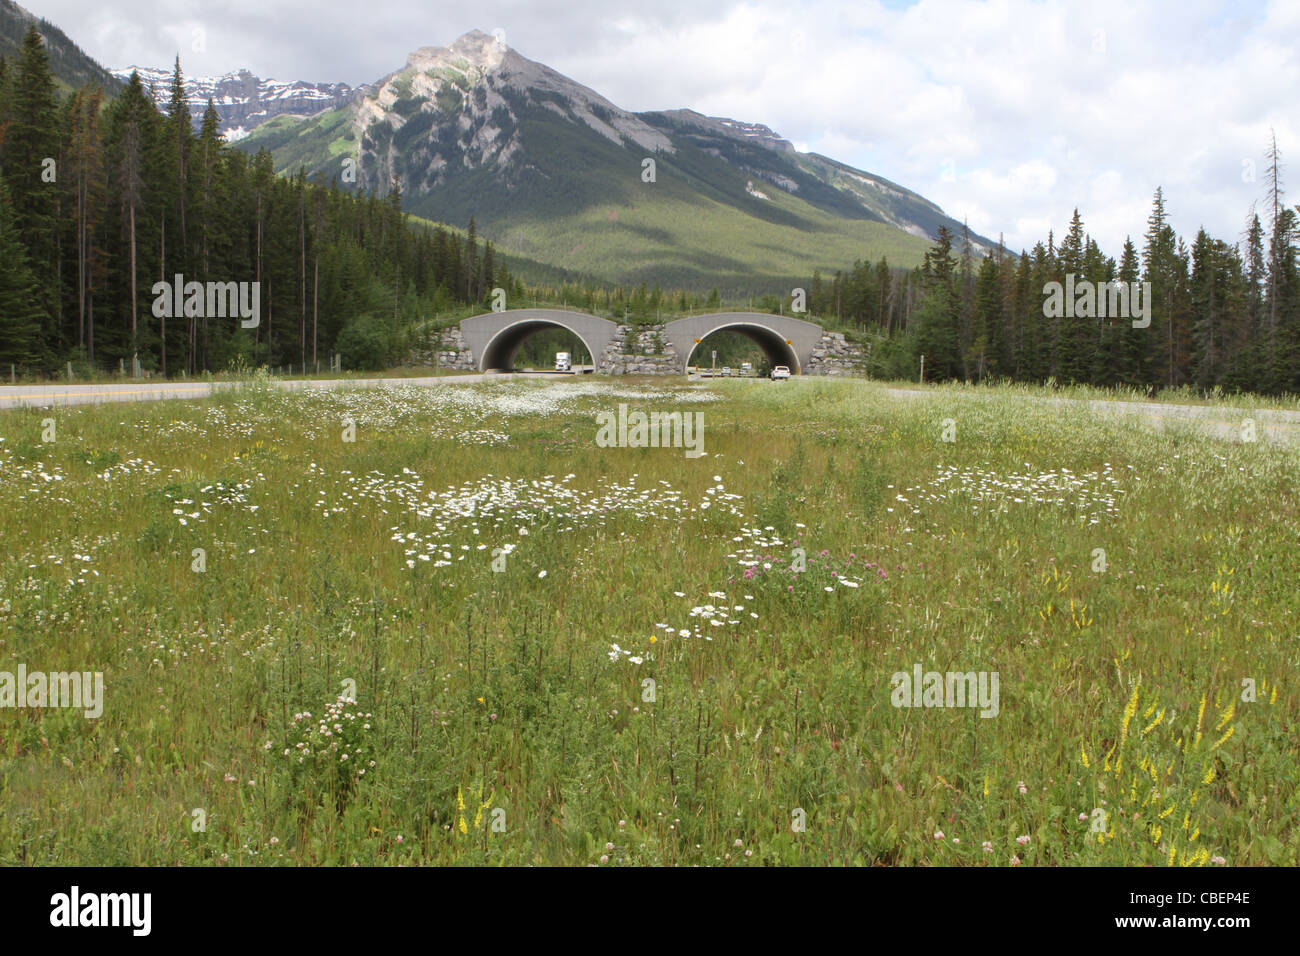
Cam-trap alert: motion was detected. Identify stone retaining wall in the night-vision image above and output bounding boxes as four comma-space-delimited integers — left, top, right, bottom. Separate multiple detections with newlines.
598, 325, 681, 375
408, 326, 475, 371
805, 331, 866, 375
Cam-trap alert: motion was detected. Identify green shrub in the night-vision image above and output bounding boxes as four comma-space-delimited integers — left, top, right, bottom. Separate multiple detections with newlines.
336, 316, 392, 370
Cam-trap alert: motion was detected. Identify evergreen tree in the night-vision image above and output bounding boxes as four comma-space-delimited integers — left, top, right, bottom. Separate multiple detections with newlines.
64, 84, 104, 362
1057, 209, 1089, 382
105, 72, 152, 368
970, 253, 1002, 381
1115, 238, 1145, 384
2, 24, 60, 363
465, 216, 478, 301
912, 227, 962, 380
0, 173, 44, 367
1142, 188, 1179, 387
1268, 205, 1299, 390
192, 99, 223, 369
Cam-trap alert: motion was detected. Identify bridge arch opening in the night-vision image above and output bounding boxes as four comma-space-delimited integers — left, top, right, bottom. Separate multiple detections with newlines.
685, 323, 801, 373
480, 320, 595, 372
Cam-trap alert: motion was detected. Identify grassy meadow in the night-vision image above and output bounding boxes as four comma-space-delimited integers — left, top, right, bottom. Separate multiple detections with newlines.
0, 374, 1296, 866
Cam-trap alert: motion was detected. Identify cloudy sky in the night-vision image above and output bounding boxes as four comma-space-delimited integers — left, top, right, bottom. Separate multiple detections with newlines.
25, 0, 1300, 256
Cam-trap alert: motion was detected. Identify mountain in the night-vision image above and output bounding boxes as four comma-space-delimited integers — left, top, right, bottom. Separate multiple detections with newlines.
0, 0, 122, 93
237, 29, 999, 290
110, 65, 354, 140
640, 109, 988, 247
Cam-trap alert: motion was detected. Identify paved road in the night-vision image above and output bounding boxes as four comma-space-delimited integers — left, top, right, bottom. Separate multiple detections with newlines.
0, 374, 502, 410
0, 381, 224, 409
4, 375, 1298, 446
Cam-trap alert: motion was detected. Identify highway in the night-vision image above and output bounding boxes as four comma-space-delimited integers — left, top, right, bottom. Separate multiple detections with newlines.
3, 375, 1298, 445
0, 374, 497, 410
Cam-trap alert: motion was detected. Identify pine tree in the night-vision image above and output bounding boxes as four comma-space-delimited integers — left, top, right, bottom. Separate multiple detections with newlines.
65, 84, 105, 363
106, 72, 151, 370
957, 222, 975, 376
1009, 250, 1032, 378
1190, 229, 1218, 387
876, 257, 892, 333
1028, 241, 1055, 382
1269, 206, 1299, 390
2, 25, 60, 365
193, 99, 223, 370
480, 240, 496, 303
1143, 188, 1181, 388
1265, 131, 1284, 334
465, 217, 478, 301
1116, 238, 1145, 384
1057, 209, 1088, 382
0, 172, 44, 367
970, 253, 1002, 381
912, 227, 961, 380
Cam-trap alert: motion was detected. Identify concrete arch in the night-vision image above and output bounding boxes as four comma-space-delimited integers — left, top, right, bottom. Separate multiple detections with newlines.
663, 313, 824, 374
684, 322, 800, 371
460, 309, 620, 372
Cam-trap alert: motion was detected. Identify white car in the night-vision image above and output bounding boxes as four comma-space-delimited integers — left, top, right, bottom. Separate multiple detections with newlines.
771, 365, 791, 380
721, 366, 732, 377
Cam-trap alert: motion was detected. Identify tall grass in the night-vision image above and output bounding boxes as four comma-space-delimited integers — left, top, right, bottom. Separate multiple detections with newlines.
0, 377, 1294, 865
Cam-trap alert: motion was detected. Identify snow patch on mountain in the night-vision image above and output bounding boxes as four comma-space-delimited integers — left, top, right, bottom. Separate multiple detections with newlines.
111, 65, 353, 137
655, 109, 794, 152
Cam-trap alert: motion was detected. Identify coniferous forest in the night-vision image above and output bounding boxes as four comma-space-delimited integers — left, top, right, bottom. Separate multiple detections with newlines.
0, 24, 519, 377
809, 162, 1300, 395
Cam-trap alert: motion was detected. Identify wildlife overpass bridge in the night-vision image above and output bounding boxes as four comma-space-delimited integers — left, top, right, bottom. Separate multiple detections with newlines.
662, 312, 823, 374
459, 309, 825, 373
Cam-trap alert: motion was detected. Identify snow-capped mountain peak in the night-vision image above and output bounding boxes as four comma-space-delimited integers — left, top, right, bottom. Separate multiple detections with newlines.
111, 65, 354, 137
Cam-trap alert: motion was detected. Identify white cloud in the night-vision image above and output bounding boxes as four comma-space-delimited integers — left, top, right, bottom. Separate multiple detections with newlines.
23, 0, 1300, 258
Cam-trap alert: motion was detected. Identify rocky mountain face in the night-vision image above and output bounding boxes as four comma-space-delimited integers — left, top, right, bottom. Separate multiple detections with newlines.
653, 109, 797, 153
349, 29, 674, 194
237, 29, 1000, 287
330, 30, 994, 246
110, 65, 353, 140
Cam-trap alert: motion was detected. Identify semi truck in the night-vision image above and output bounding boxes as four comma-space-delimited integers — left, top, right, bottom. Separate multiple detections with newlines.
555, 352, 571, 372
